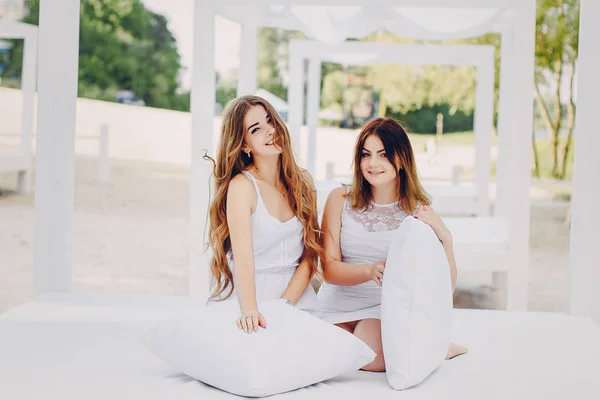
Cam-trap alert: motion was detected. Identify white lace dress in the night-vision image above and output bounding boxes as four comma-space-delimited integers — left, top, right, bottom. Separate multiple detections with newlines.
317, 190, 413, 324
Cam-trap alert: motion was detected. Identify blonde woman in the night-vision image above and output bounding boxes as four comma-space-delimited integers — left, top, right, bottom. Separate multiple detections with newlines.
207, 95, 322, 334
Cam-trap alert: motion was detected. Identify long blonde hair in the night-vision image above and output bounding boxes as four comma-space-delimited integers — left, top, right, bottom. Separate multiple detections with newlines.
348, 117, 431, 213
207, 95, 322, 300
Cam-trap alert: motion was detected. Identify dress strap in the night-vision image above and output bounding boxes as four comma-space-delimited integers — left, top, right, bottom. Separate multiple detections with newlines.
343, 185, 351, 211
412, 202, 423, 216
241, 170, 264, 204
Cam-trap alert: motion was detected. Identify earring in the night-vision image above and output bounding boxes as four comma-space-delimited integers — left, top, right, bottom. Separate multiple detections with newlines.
246, 151, 251, 158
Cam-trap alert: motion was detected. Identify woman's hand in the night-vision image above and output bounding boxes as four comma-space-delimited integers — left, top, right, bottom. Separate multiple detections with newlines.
366, 259, 386, 286
414, 205, 452, 244
236, 309, 267, 333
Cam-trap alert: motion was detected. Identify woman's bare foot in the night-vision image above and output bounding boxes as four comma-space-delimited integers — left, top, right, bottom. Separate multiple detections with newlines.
446, 342, 468, 360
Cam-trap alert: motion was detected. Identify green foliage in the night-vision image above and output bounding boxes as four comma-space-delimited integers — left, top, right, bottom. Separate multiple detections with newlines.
321, 70, 346, 109
255, 28, 305, 100
369, 64, 476, 116
536, 0, 580, 78
215, 72, 237, 108
3, 0, 186, 111
390, 105, 474, 135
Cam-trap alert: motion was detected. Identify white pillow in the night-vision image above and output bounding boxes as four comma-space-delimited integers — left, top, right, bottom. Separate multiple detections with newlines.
381, 216, 453, 390
141, 298, 376, 397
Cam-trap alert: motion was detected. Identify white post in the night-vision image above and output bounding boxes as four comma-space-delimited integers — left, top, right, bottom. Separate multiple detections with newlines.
98, 124, 110, 183
495, 16, 515, 218
503, 1, 536, 311
451, 165, 461, 186
326, 162, 335, 181
237, 23, 258, 96
17, 34, 37, 194
492, 17, 515, 291
33, 0, 80, 294
473, 51, 494, 217
189, 0, 216, 300
569, 0, 600, 327
306, 56, 321, 177
287, 45, 304, 161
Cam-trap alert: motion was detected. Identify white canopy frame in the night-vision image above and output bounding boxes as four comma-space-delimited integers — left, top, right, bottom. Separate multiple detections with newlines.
0, 20, 37, 193
2, 3, 598, 398
568, 0, 600, 326
286, 40, 495, 218
196, 0, 535, 310
38, 0, 600, 320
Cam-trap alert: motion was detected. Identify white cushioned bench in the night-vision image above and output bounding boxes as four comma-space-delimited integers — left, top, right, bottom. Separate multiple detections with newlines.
315, 181, 518, 305
1, 292, 599, 399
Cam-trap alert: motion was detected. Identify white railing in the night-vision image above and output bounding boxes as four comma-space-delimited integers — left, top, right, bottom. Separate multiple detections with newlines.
0, 123, 110, 184
325, 161, 463, 186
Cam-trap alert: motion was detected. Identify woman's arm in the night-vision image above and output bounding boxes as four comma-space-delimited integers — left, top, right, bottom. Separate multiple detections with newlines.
414, 205, 457, 293
227, 175, 265, 330
321, 186, 381, 286
442, 238, 458, 294
281, 258, 313, 304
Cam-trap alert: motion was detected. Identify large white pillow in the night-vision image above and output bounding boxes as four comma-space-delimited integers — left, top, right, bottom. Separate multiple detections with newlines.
381, 216, 453, 390
141, 298, 376, 397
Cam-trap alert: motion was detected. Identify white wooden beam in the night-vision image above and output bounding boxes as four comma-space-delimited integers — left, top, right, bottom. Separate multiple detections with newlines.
569, 0, 600, 327
218, 0, 515, 8
294, 41, 497, 66
306, 56, 321, 177
503, 0, 536, 311
33, 0, 80, 294
287, 47, 304, 161
189, 0, 216, 300
17, 34, 37, 194
495, 16, 515, 219
0, 20, 38, 38
492, 16, 515, 291
473, 50, 495, 217
237, 23, 258, 96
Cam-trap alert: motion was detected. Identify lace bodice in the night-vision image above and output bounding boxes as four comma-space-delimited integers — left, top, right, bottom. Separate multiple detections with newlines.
345, 201, 409, 232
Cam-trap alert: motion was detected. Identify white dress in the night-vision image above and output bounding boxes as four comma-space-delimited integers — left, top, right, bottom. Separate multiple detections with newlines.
210, 171, 319, 315
317, 188, 412, 324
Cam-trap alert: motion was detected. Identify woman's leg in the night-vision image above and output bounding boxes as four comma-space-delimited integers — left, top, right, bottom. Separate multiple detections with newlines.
352, 318, 385, 372
446, 342, 468, 360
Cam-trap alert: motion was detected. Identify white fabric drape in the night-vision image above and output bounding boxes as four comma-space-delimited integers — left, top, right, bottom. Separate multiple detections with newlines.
216, 5, 503, 43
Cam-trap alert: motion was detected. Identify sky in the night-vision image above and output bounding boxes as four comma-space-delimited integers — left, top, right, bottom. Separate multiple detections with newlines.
142, 0, 241, 89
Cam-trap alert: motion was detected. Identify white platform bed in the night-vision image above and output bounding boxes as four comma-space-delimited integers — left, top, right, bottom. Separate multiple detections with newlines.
1, 292, 599, 399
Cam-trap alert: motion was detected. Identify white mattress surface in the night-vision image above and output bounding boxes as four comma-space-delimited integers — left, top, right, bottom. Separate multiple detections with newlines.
1, 292, 599, 399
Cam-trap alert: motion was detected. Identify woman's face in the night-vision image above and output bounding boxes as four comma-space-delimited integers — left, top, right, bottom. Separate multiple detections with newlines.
242, 105, 281, 158
359, 134, 398, 188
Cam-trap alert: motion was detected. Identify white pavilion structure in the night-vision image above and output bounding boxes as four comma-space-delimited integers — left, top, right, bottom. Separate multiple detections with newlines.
0, 0, 599, 398
287, 39, 496, 218
0, 9, 37, 193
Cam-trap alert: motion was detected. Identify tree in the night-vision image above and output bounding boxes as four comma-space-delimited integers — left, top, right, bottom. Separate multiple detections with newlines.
255, 28, 305, 100
215, 71, 236, 108
3, 0, 186, 111
535, 0, 580, 179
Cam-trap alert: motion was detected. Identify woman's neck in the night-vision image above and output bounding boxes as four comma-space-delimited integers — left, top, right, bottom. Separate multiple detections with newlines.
251, 156, 281, 186
370, 181, 399, 205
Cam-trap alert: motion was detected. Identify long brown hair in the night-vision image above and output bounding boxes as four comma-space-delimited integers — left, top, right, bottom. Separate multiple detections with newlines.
348, 117, 431, 213
207, 95, 322, 300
